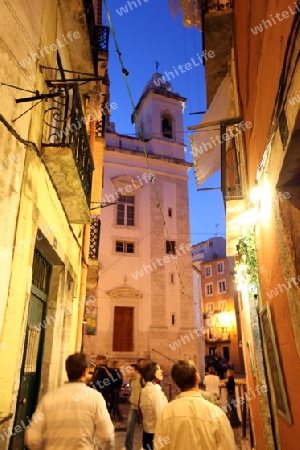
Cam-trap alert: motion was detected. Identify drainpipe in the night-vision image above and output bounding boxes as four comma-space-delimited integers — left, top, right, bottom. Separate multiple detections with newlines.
76, 224, 90, 352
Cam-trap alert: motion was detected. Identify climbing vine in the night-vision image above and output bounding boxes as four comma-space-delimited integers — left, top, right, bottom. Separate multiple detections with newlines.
236, 227, 259, 287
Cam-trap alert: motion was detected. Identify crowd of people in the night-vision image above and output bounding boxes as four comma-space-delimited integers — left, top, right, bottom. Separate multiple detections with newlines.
25, 353, 240, 450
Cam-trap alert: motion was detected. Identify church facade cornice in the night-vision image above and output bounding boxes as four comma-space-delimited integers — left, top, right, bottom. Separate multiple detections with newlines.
106, 145, 193, 167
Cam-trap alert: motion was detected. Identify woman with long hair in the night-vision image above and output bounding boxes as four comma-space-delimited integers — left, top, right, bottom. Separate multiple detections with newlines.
139, 362, 168, 450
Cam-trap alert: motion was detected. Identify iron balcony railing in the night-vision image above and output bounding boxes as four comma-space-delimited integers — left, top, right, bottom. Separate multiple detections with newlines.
84, 0, 109, 74
200, 0, 232, 12
42, 86, 94, 206
89, 218, 101, 260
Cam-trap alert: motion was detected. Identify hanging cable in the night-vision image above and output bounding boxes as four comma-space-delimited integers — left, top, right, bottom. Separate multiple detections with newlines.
103, 0, 193, 301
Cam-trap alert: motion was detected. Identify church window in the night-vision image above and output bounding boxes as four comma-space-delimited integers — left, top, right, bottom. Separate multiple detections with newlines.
116, 195, 135, 226
166, 240, 176, 255
161, 114, 173, 139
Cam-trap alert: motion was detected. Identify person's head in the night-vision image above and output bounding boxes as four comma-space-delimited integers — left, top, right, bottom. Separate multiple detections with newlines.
112, 360, 119, 368
171, 360, 200, 391
208, 366, 216, 375
140, 362, 163, 385
226, 368, 235, 378
137, 358, 146, 371
130, 363, 139, 376
96, 354, 107, 366
65, 353, 88, 381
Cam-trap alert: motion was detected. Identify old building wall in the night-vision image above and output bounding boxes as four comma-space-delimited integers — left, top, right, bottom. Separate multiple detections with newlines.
234, 1, 300, 448
0, 0, 102, 445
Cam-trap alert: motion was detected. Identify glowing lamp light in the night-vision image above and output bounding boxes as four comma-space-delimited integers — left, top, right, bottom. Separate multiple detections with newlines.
250, 181, 262, 204
239, 207, 259, 226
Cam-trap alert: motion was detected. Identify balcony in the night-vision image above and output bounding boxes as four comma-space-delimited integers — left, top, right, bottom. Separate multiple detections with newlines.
201, 0, 233, 106
84, 0, 109, 75
89, 217, 101, 260
42, 86, 94, 224
59, 0, 109, 85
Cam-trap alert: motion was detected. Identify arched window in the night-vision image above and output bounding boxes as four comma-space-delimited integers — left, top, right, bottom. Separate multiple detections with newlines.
161, 114, 173, 139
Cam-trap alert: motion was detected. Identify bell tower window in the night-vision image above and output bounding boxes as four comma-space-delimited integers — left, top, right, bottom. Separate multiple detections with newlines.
161, 114, 173, 139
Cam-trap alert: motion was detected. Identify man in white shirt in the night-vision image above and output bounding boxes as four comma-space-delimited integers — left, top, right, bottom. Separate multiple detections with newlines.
204, 366, 221, 403
25, 353, 115, 450
154, 360, 236, 450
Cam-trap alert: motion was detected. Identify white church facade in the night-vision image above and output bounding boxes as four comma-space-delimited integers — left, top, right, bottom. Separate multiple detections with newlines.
83, 74, 199, 370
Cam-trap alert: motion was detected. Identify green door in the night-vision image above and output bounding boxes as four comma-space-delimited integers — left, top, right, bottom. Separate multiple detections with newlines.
10, 249, 51, 449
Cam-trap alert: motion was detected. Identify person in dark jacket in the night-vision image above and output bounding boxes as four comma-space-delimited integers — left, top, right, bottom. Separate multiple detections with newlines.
109, 360, 123, 422
92, 355, 112, 409
223, 369, 241, 428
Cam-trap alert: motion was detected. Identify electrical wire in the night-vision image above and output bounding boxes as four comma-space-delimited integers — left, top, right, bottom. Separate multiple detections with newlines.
103, 0, 195, 301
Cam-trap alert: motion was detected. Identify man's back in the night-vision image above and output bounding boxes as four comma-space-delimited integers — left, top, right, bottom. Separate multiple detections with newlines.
25, 382, 114, 450
155, 391, 236, 450
204, 374, 221, 397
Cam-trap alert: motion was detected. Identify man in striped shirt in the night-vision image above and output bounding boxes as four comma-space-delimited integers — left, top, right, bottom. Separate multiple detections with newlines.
25, 353, 115, 450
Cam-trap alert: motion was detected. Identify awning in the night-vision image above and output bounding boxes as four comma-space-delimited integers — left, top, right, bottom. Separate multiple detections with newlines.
189, 74, 240, 185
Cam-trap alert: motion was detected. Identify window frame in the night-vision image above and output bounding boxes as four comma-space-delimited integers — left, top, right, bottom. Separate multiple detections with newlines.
218, 279, 227, 294
166, 240, 176, 255
217, 261, 225, 274
205, 282, 214, 296
116, 195, 135, 227
219, 300, 228, 312
115, 240, 135, 254
204, 265, 212, 277
161, 113, 173, 139
205, 302, 214, 314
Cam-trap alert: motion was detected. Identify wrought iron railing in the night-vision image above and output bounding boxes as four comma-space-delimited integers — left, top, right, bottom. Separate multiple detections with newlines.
84, 0, 109, 74
42, 86, 94, 206
97, 25, 109, 53
200, 0, 232, 12
89, 217, 101, 260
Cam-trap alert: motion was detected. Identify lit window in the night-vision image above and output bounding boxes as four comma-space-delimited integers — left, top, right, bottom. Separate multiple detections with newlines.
218, 280, 226, 293
206, 302, 214, 314
205, 265, 212, 277
219, 300, 227, 312
166, 240, 176, 255
217, 261, 225, 273
205, 283, 213, 296
116, 196, 135, 226
116, 241, 135, 254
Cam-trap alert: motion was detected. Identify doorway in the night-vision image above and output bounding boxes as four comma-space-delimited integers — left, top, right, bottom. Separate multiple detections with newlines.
113, 306, 134, 352
9, 249, 51, 449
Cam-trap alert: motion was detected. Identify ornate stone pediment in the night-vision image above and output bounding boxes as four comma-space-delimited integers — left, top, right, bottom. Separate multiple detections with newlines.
106, 283, 143, 299
111, 174, 143, 190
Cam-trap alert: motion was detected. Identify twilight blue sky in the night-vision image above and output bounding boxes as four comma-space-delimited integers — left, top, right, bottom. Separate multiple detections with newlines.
103, 0, 226, 245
